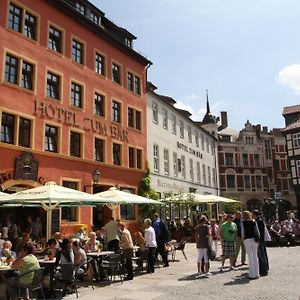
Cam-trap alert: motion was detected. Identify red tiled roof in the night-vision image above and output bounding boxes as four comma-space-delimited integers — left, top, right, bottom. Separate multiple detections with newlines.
282, 120, 300, 132
282, 104, 300, 115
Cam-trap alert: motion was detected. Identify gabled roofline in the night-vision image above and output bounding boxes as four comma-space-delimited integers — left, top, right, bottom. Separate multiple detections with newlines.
46, 0, 151, 66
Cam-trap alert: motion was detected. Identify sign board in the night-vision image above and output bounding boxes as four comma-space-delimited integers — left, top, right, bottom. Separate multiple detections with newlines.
274, 192, 282, 200
51, 209, 60, 234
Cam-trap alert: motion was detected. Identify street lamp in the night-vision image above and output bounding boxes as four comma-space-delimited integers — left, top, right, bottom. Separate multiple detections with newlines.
84, 169, 100, 192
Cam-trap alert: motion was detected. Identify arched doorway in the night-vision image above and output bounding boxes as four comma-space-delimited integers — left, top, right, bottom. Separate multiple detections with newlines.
247, 198, 263, 212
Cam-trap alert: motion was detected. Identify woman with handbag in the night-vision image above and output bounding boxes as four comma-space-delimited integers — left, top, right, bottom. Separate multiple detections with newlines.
241, 211, 259, 280
196, 216, 211, 276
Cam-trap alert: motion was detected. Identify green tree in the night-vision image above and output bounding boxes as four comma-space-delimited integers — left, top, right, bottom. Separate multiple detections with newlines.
139, 167, 159, 221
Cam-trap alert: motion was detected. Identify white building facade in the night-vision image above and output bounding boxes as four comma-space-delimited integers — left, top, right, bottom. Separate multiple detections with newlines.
146, 83, 219, 199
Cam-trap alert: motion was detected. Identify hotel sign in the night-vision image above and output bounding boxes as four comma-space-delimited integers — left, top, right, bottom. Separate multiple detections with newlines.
34, 99, 128, 142
177, 141, 202, 158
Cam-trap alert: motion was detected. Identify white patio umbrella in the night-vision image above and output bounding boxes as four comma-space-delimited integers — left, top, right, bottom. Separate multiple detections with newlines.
0, 182, 110, 239
161, 193, 241, 217
93, 187, 162, 210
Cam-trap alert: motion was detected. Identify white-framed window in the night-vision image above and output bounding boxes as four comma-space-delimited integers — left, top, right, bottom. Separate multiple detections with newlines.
196, 162, 201, 183
211, 140, 215, 155
206, 137, 209, 152
162, 108, 168, 129
244, 172, 251, 189
296, 160, 300, 176
173, 152, 178, 177
256, 175, 262, 189
195, 131, 199, 147
226, 174, 236, 188
153, 144, 159, 172
152, 102, 158, 124
293, 133, 300, 148
201, 134, 204, 150
189, 158, 194, 181
212, 168, 216, 187
255, 171, 263, 190
188, 125, 192, 143
163, 148, 169, 175
171, 114, 176, 134
181, 155, 186, 179
207, 166, 211, 186
225, 153, 234, 166
202, 164, 206, 185
179, 120, 184, 138
254, 154, 260, 166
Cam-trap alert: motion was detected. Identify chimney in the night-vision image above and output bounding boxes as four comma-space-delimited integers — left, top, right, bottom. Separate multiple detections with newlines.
263, 126, 268, 133
220, 111, 228, 129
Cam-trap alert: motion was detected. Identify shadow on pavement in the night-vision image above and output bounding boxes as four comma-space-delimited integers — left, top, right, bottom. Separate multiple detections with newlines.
178, 273, 209, 281
224, 273, 250, 286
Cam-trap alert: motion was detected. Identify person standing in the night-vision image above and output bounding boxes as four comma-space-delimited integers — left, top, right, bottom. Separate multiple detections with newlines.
252, 210, 269, 276
118, 222, 134, 280
241, 211, 259, 279
233, 211, 246, 266
144, 218, 157, 273
220, 214, 237, 271
210, 219, 219, 258
104, 217, 120, 252
196, 216, 211, 276
152, 213, 170, 267
31, 216, 43, 242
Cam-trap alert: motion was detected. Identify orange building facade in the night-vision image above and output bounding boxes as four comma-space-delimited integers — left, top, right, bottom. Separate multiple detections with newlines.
0, 0, 151, 235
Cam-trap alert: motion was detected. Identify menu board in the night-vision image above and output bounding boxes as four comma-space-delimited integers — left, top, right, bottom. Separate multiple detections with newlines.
51, 209, 60, 234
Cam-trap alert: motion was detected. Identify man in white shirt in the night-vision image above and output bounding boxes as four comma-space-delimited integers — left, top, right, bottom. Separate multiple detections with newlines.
144, 218, 157, 273
104, 217, 120, 251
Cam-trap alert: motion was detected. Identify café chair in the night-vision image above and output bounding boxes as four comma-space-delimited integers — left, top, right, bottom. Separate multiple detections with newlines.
102, 254, 124, 285
76, 257, 95, 290
12, 267, 46, 300
54, 262, 78, 298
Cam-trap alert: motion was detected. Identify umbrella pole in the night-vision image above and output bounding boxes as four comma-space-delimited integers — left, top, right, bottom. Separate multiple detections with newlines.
46, 209, 52, 241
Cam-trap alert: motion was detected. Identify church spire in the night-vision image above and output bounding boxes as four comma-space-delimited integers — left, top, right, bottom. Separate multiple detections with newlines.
202, 89, 216, 124
206, 89, 211, 114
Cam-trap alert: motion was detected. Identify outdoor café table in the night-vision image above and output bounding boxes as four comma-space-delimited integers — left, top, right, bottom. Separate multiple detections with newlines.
86, 251, 114, 281
86, 251, 114, 257
38, 258, 56, 289
38, 258, 56, 264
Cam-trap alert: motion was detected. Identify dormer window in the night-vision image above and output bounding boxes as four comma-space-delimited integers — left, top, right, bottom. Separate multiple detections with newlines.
125, 38, 132, 48
90, 12, 100, 25
76, 2, 85, 15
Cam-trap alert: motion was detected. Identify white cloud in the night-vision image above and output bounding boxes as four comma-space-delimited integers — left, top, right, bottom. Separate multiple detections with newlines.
277, 64, 300, 94
175, 93, 224, 122
174, 101, 194, 115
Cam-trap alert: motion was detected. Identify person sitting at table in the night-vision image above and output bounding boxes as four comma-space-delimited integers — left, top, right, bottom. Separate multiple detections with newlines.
41, 238, 58, 259
96, 227, 106, 249
75, 227, 86, 242
15, 233, 31, 256
73, 240, 87, 277
6, 242, 40, 300
84, 232, 101, 253
55, 238, 74, 265
0, 240, 16, 262
53, 232, 62, 249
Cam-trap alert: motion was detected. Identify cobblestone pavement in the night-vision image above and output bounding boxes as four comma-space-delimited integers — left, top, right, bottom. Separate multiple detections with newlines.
1, 243, 300, 300
63, 243, 300, 300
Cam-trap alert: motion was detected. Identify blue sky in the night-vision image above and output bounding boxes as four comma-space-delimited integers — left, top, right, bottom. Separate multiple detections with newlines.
91, 0, 300, 131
